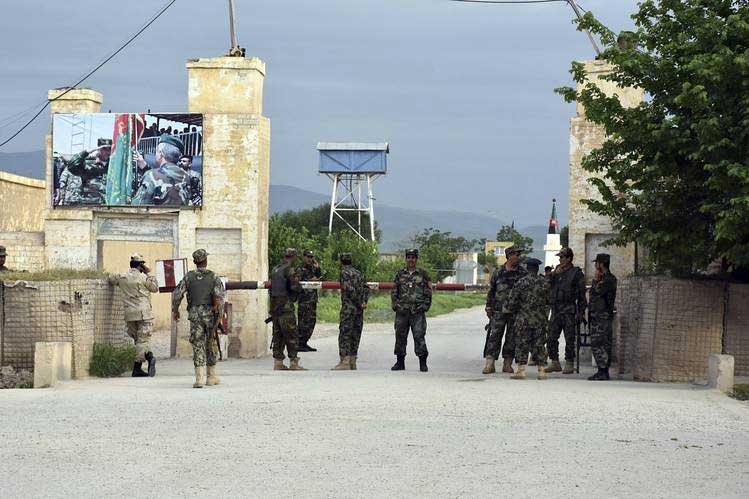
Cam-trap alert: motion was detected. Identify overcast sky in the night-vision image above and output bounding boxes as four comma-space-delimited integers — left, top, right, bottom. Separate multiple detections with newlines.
0, 0, 640, 226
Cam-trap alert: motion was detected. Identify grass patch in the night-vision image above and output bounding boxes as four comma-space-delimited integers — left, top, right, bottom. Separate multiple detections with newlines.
0, 268, 109, 281
89, 343, 136, 378
731, 383, 749, 401
316, 291, 486, 323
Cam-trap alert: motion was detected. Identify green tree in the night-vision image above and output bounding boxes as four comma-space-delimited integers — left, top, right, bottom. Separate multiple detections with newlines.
496, 224, 534, 252
412, 228, 477, 281
556, 0, 749, 274
560, 225, 569, 248
277, 203, 382, 242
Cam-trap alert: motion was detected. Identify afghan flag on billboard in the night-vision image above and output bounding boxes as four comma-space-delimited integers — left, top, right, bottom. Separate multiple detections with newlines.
105, 113, 145, 205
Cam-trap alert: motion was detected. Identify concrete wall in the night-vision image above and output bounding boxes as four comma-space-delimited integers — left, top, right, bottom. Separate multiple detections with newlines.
0, 171, 46, 232
568, 60, 644, 281
616, 276, 749, 381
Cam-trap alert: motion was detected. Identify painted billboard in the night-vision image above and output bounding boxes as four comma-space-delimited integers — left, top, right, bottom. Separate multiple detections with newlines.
52, 113, 203, 207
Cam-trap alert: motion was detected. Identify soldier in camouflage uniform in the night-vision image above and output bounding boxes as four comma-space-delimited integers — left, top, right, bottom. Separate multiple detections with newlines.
391, 248, 432, 372
56, 140, 111, 205
133, 135, 189, 206
172, 249, 226, 388
332, 253, 369, 370
109, 253, 160, 377
297, 249, 323, 352
0, 246, 12, 272
483, 246, 527, 375
503, 258, 549, 380
178, 154, 203, 206
588, 253, 617, 381
547, 247, 587, 374
269, 248, 306, 371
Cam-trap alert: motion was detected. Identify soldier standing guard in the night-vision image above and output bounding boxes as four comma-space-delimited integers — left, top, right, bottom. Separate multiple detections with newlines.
546, 247, 587, 374
297, 249, 323, 352
0, 246, 12, 272
391, 249, 433, 372
483, 246, 527, 375
172, 249, 226, 388
332, 253, 368, 371
504, 258, 549, 380
108, 253, 159, 377
588, 253, 617, 381
269, 248, 305, 371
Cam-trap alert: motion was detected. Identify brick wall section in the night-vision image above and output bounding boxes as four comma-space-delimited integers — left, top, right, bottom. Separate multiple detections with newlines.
0, 279, 129, 377
0, 231, 45, 272
725, 284, 749, 376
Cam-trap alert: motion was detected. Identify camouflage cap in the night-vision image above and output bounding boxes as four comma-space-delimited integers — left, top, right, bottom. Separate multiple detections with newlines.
405, 248, 419, 258
97, 138, 113, 147
130, 253, 145, 263
192, 248, 209, 262
284, 248, 297, 258
593, 253, 611, 264
556, 247, 574, 258
0, 245, 6, 256
339, 252, 352, 263
525, 257, 542, 268
159, 134, 185, 153
303, 249, 314, 257
504, 246, 522, 256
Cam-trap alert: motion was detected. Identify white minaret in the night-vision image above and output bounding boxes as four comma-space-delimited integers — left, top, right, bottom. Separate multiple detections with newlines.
544, 199, 562, 269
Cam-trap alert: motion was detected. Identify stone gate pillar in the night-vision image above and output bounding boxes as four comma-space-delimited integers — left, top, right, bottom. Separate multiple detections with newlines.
183, 57, 270, 358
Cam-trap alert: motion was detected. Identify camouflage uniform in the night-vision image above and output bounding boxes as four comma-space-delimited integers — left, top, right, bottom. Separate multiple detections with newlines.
485, 264, 527, 360
338, 264, 368, 357
297, 262, 323, 346
133, 163, 189, 206
391, 267, 432, 357
57, 150, 108, 205
505, 273, 549, 366
270, 260, 303, 360
547, 264, 587, 361
56, 167, 83, 205
186, 169, 202, 206
589, 270, 617, 368
108, 268, 159, 362
172, 268, 226, 368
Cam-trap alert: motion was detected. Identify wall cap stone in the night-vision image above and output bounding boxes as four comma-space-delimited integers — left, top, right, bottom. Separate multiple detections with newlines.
186, 56, 265, 75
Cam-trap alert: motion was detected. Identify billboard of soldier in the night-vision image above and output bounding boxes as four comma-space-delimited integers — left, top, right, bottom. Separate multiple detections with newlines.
52, 113, 203, 207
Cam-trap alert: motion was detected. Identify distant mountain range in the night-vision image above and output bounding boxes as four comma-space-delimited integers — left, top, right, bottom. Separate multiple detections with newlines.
0, 150, 549, 256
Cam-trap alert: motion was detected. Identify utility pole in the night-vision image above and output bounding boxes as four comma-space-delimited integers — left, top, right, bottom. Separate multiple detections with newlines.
566, 0, 602, 57
226, 0, 244, 57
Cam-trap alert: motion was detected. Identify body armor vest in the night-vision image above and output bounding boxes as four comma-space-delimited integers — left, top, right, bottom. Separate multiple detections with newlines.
551, 266, 581, 306
271, 263, 290, 298
186, 270, 215, 308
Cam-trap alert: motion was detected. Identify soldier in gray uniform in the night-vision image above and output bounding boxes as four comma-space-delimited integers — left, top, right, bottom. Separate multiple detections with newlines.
547, 247, 587, 374
133, 135, 189, 206
269, 248, 306, 371
172, 249, 226, 388
391, 249, 433, 372
108, 253, 159, 377
588, 253, 617, 381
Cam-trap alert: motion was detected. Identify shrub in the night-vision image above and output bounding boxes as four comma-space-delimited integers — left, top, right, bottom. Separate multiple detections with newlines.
731, 384, 749, 402
89, 343, 136, 378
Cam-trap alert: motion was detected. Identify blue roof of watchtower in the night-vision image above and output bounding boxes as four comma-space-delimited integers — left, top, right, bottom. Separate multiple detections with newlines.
317, 142, 389, 174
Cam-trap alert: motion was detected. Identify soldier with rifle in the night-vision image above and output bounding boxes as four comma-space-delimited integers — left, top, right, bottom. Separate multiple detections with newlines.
172, 249, 226, 388
269, 248, 306, 371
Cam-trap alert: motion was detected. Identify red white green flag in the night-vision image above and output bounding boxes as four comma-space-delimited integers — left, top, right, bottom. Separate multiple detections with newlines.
105, 114, 145, 205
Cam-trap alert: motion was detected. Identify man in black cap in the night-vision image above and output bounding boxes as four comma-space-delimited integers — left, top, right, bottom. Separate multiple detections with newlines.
547, 247, 587, 374
133, 134, 189, 205
391, 248, 432, 372
588, 253, 617, 381
483, 246, 527, 375
332, 253, 368, 370
0, 246, 11, 272
269, 248, 305, 371
297, 249, 322, 352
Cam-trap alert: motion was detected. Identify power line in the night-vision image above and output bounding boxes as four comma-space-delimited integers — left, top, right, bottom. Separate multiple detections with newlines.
0, 0, 178, 149
450, 0, 567, 4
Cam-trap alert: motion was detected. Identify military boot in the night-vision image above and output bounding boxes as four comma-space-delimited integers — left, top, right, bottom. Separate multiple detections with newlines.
418, 355, 428, 372
547, 359, 562, 373
502, 357, 514, 374
587, 367, 610, 381
193, 366, 205, 388
350, 356, 358, 370
391, 355, 405, 371
510, 365, 526, 380
274, 359, 289, 371
332, 356, 352, 370
131, 362, 148, 377
289, 357, 307, 371
145, 352, 156, 377
482, 356, 496, 375
206, 365, 220, 386
537, 365, 548, 380
562, 360, 575, 374
528, 356, 537, 367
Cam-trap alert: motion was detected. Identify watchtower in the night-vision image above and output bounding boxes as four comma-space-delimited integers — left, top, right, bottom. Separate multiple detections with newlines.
317, 142, 388, 241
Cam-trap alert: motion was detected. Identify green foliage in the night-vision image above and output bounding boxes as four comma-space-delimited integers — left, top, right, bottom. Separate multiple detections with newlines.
496, 224, 534, 253
316, 291, 486, 323
412, 228, 476, 281
0, 268, 109, 281
89, 343, 136, 378
560, 225, 569, 248
556, 0, 749, 275
276, 203, 382, 242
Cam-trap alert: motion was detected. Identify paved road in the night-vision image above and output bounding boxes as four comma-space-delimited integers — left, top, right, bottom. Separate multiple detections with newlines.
1, 306, 747, 498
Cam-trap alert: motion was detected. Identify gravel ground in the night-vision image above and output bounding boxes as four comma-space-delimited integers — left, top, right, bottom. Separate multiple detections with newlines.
1, 306, 747, 498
